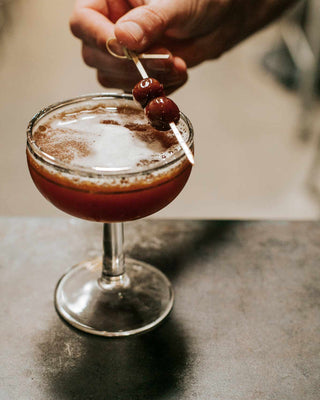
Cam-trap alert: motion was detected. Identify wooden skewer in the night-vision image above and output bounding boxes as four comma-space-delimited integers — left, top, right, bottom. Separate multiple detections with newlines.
107, 40, 194, 165
106, 38, 170, 60
126, 49, 194, 165
126, 49, 149, 79
139, 54, 170, 59
169, 123, 194, 165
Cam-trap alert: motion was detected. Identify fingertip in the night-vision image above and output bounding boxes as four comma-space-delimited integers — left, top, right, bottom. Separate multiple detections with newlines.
173, 56, 187, 73
171, 57, 188, 86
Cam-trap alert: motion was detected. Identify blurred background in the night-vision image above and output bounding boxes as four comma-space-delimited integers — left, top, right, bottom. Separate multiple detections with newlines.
1, 0, 320, 220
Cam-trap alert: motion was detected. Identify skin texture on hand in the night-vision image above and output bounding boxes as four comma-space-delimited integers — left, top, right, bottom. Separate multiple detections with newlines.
70, 0, 297, 92
70, 0, 188, 92
114, 0, 297, 66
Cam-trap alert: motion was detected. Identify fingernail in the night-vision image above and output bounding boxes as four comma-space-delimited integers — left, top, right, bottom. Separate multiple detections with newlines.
118, 21, 144, 45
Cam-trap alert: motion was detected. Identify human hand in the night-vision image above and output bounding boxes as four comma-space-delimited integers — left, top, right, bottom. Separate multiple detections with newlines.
70, 0, 295, 92
70, 0, 188, 93
114, 0, 296, 67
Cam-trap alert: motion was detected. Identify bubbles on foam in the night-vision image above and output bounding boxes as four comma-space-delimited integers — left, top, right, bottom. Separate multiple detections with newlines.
71, 122, 164, 169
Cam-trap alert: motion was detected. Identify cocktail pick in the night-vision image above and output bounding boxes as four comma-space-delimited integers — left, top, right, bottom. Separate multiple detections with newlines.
106, 38, 194, 165
106, 38, 170, 61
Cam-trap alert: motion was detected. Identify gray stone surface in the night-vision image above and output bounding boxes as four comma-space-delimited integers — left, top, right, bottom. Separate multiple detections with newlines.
0, 217, 319, 399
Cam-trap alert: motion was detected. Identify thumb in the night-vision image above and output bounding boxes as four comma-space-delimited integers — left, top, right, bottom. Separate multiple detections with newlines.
114, 2, 179, 52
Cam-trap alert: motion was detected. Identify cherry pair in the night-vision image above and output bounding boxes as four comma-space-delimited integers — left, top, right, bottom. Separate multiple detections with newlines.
132, 78, 180, 131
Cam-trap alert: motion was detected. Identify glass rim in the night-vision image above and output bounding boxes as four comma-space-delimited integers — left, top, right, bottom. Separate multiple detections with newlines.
26, 92, 194, 178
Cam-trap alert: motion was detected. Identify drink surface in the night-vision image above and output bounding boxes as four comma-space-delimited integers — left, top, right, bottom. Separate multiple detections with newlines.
32, 100, 188, 172
27, 96, 193, 222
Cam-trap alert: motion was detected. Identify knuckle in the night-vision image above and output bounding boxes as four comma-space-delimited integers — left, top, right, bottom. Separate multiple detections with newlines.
95, 34, 108, 52
82, 46, 95, 67
97, 71, 111, 87
145, 6, 168, 31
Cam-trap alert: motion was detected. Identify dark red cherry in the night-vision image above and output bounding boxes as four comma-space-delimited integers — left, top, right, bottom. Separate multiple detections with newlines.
145, 97, 180, 131
132, 78, 164, 108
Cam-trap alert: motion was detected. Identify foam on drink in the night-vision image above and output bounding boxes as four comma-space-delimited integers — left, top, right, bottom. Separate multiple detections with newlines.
27, 95, 193, 221
33, 100, 188, 172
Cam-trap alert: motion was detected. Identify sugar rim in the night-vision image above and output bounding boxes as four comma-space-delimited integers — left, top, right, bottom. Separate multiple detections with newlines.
26, 92, 194, 178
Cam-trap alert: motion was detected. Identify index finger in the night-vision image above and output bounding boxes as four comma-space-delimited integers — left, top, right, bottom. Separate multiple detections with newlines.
70, 0, 114, 51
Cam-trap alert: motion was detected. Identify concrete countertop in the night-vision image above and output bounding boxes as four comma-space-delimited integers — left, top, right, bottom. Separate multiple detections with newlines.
0, 217, 319, 399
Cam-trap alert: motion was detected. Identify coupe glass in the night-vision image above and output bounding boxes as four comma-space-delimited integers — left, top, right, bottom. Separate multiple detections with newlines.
26, 93, 194, 336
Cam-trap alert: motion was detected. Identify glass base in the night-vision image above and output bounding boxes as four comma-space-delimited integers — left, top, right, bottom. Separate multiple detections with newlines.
55, 257, 174, 337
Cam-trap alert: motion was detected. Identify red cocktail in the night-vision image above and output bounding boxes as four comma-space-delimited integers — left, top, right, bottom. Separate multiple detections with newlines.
26, 93, 194, 336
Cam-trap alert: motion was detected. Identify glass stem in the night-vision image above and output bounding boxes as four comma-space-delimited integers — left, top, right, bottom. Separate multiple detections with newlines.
102, 222, 125, 280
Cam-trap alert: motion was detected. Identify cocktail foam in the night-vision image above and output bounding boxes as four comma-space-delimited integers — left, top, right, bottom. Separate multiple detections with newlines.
29, 98, 191, 190
33, 100, 188, 171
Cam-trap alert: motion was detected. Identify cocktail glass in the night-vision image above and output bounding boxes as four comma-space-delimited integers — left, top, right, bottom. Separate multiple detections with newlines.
26, 93, 194, 336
